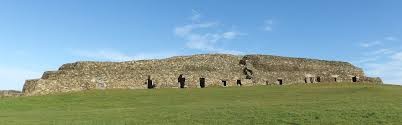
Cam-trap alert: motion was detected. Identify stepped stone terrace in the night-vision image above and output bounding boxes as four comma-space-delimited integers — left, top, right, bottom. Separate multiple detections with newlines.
23, 54, 382, 96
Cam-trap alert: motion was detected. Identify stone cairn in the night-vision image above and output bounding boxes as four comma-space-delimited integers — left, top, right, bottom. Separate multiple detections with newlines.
21, 54, 382, 96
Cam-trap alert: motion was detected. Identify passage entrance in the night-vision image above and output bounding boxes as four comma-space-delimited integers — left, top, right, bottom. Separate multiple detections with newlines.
316, 77, 321, 82
222, 80, 227, 87
236, 80, 242, 86
147, 76, 154, 89
352, 76, 357, 82
200, 78, 206, 88
278, 79, 283, 85
178, 74, 186, 88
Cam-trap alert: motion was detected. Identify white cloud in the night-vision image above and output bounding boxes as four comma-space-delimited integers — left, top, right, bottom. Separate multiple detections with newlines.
211, 48, 243, 55
384, 36, 397, 41
357, 35, 402, 84
364, 52, 402, 84
263, 19, 274, 31
363, 48, 395, 56
353, 49, 394, 64
391, 52, 402, 61
131, 52, 178, 60
264, 26, 273, 31
73, 50, 177, 61
73, 50, 134, 61
372, 48, 394, 55
174, 12, 243, 55
185, 34, 216, 50
359, 50, 402, 84
190, 9, 201, 22
0, 67, 41, 90
360, 41, 382, 48
223, 31, 242, 39
174, 22, 218, 37
359, 36, 398, 48
265, 20, 273, 25
353, 56, 380, 64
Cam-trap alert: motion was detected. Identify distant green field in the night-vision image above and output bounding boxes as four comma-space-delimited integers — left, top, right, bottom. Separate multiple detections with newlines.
1, 83, 401, 125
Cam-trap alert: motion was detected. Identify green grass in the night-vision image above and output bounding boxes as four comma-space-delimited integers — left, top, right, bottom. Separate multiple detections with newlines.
1, 83, 402, 125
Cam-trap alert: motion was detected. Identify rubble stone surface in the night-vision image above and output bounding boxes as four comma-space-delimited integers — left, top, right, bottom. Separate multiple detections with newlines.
0, 90, 22, 97
22, 54, 382, 96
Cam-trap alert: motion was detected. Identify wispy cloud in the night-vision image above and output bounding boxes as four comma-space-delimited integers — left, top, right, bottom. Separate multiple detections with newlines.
174, 11, 244, 55
391, 52, 402, 61
357, 36, 402, 84
174, 22, 218, 37
263, 19, 274, 31
384, 36, 397, 41
361, 48, 395, 56
190, 9, 201, 22
0, 67, 41, 90
73, 50, 134, 61
222, 31, 243, 39
371, 48, 395, 55
353, 56, 380, 64
359, 41, 382, 48
72, 49, 177, 61
131, 52, 178, 60
360, 36, 398, 48
364, 52, 402, 84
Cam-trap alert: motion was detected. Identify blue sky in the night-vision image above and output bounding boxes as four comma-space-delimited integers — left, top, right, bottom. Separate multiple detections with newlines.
1, 0, 402, 90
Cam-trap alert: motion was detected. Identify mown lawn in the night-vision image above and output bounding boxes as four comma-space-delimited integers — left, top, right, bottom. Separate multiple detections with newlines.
0, 83, 401, 125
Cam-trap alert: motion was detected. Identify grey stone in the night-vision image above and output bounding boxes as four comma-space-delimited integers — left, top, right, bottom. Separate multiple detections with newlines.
22, 54, 382, 96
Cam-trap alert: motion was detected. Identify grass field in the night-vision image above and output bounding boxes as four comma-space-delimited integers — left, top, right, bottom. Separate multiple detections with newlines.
1, 83, 402, 125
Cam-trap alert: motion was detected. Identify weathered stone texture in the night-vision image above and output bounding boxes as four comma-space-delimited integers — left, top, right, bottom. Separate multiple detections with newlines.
22, 54, 382, 96
0, 90, 22, 97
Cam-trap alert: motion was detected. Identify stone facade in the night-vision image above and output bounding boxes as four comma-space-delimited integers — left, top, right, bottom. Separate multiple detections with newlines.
22, 54, 382, 96
0, 90, 22, 97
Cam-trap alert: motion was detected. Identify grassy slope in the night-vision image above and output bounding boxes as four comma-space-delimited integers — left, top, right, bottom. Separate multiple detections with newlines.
1, 83, 402, 125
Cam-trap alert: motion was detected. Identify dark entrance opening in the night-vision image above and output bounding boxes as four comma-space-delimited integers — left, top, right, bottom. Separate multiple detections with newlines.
236, 80, 242, 86
304, 78, 308, 83
352, 76, 357, 82
278, 79, 283, 85
334, 78, 337, 82
147, 76, 154, 89
316, 77, 321, 82
222, 80, 227, 86
200, 78, 206, 88
178, 74, 186, 88
310, 77, 314, 83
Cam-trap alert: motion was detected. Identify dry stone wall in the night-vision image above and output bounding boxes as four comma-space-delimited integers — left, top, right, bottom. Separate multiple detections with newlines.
22, 54, 382, 96
0, 90, 22, 97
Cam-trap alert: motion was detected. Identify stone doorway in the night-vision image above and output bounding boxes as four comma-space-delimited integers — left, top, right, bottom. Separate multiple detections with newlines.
316, 77, 321, 82
147, 76, 154, 89
222, 80, 227, 87
178, 74, 186, 88
200, 78, 206, 88
334, 78, 337, 82
352, 76, 357, 82
278, 79, 283, 85
236, 80, 242, 86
